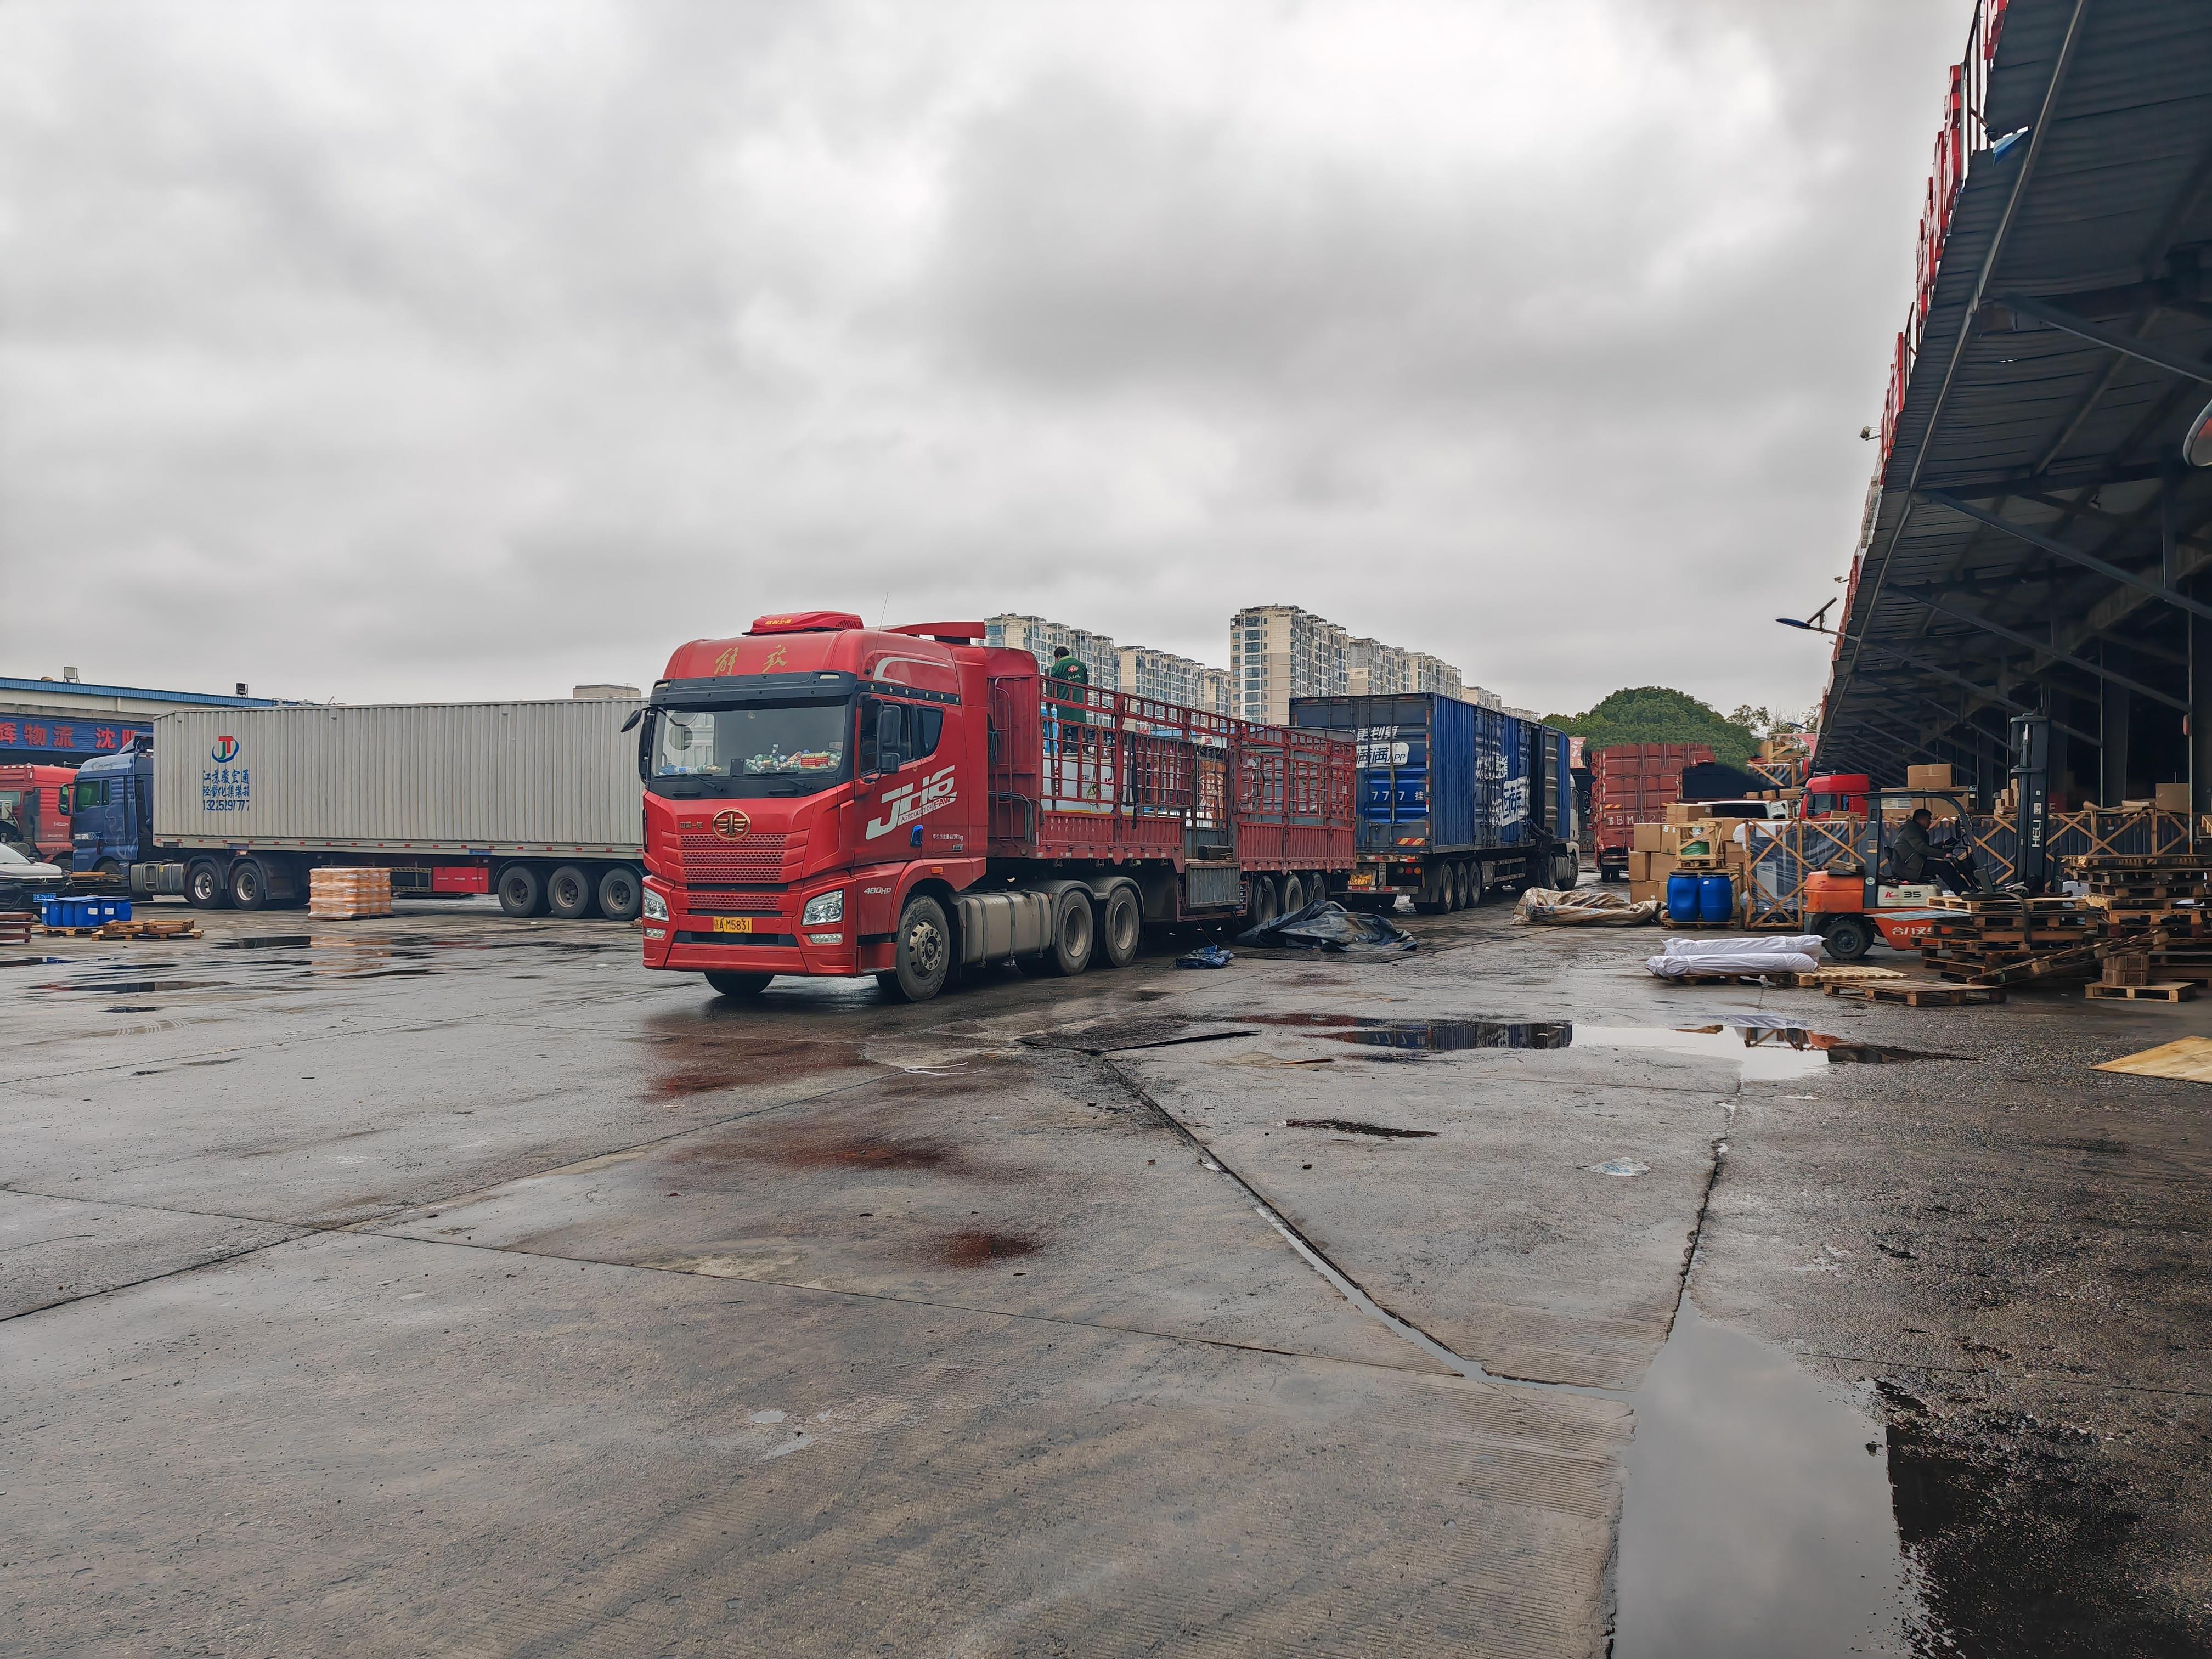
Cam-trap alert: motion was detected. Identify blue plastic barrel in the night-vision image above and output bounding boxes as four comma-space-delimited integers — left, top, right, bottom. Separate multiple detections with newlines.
1697, 873, 1734, 925
1666, 872, 1701, 924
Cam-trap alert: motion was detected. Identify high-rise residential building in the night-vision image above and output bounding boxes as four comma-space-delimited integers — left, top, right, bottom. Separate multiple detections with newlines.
983, 614, 1120, 692
1197, 667, 1231, 718
1229, 605, 1350, 725
1118, 645, 1220, 713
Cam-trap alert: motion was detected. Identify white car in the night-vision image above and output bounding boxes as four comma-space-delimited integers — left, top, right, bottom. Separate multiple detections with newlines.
0, 842, 70, 906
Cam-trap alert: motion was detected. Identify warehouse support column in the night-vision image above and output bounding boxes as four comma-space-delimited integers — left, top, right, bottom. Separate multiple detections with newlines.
2100, 658, 2130, 806
2194, 603, 2212, 821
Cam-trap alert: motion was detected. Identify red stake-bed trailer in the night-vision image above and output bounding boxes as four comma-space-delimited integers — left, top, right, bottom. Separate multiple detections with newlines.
637, 615, 1356, 1001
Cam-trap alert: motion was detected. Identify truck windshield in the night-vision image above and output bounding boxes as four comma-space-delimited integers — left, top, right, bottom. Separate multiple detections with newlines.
648, 699, 851, 798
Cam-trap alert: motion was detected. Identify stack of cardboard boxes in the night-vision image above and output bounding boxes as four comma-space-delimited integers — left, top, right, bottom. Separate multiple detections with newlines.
309, 866, 394, 921
1624, 804, 1762, 917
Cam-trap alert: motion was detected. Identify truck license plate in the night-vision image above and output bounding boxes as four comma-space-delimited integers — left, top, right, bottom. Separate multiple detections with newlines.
710, 916, 755, 934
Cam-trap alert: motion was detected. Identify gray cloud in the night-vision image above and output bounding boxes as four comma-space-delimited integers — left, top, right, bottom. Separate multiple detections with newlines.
1, 0, 1965, 714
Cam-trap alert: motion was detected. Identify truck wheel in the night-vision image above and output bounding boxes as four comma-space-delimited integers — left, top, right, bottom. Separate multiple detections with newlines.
597, 865, 643, 922
186, 859, 231, 909
496, 864, 547, 918
228, 858, 274, 911
1464, 863, 1487, 908
1044, 887, 1094, 976
704, 971, 772, 998
1098, 884, 1142, 968
1552, 851, 1580, 890
1278, 872, 1306, 914
1825, 915, 1874, 962
884, 894, 952, 1001
546, 864, 596, 920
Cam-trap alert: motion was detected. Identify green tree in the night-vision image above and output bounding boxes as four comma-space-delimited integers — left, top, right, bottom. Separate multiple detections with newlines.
1542, 687, 1763, 768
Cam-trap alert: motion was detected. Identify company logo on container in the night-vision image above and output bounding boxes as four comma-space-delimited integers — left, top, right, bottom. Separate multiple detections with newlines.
211, 736, 240, 763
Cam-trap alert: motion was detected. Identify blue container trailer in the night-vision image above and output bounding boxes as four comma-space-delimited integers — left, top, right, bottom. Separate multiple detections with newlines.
1290, 694, 1579, 912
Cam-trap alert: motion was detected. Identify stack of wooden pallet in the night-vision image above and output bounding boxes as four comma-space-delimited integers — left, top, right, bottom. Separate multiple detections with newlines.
0, 910, 30, 946
2067, 853, 2212, 988
308, 867, 393, 920
1916, 894, 2102, 983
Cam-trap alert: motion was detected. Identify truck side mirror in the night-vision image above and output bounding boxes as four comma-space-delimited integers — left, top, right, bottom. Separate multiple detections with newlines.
874, 704, 905, 771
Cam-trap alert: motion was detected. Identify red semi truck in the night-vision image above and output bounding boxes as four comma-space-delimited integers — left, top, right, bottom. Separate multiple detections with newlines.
635, 612, 1357, 1001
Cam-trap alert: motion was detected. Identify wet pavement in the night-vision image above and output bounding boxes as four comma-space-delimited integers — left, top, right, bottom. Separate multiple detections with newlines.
3, 893, 2208, 1655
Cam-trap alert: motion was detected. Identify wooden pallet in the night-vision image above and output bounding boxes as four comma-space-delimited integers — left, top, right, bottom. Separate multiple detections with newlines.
2063, 854, 2212, 871
97, 918, 201, 940
1928, 895, 2086, 915
0, 910, 30, 946
2084, 981, 2198, 1003
1827, 981, 2006, 1007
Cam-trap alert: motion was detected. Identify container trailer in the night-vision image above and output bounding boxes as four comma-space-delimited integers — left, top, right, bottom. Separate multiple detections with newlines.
1288, 693, 1579, 911
634, 612, 1357, 1002
68, 699, 648, 918
1590, 743, 1715, 881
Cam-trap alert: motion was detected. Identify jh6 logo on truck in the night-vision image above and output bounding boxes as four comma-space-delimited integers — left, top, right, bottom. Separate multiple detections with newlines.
866, 765, 956, 840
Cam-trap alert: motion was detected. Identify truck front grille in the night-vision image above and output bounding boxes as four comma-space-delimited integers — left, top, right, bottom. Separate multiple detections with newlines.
673, 832, 789, 882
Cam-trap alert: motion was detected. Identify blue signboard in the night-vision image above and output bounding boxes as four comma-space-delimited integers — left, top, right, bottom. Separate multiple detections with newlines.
0, 708, 150, 760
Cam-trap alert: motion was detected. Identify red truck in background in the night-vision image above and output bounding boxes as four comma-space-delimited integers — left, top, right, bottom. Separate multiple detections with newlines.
635, 612, 1357, 1002
1590, 744, 1714, 881
0, 764, 74, 864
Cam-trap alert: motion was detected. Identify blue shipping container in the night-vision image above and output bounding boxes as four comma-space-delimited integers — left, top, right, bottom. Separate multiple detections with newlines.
1291, 693, 1560, 855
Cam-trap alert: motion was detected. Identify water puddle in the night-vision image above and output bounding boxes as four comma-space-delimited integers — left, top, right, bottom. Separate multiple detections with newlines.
48, 979, 217, 995
0, 956, 69, 968
215, 935, 316, 950
1243, 1012, 1965, 1078
1582, 1022, 1968, 1083
1613, 1299, 1914, 1656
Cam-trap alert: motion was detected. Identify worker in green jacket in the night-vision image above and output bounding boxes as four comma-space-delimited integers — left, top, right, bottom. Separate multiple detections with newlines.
1046, 646, 1089, 754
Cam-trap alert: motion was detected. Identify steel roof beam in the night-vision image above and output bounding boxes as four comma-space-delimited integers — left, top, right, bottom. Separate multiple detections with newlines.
1917, 488, 2212, 623
1847, 638, 2099, 742
1894, 589, 2188, 711
1999, 295, 2212, 386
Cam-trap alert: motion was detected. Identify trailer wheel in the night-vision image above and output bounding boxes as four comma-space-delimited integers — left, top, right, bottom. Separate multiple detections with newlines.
1825, 915, 1874, 962
883, 894, 952, 1001
1551, 851, 1580, 890
1463, 862, 1487, 908
186, 859, 231, 909
704, 971, 773, 998
546, 864, 596, 920
1414, 864, 1448, 916
1098, 884, 1142, 968
1248, 874, 1279, 929
1278, 871, 1306, 914
496, 864, 547, 918
1043, 887, 1094, 976
597, 865, 642, 922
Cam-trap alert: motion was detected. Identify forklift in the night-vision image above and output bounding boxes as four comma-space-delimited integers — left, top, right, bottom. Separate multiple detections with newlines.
1803, 714, 2049, 962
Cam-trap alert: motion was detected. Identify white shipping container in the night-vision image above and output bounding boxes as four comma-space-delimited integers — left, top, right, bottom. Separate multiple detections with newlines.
153, 701, 645, 855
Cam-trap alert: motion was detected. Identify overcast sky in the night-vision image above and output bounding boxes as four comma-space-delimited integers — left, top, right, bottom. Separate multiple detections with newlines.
0, 0, 1965, 716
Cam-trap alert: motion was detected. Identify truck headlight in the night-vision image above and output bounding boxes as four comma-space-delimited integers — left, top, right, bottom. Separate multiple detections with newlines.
801, 889, 844, 926
642, 888, 668, 922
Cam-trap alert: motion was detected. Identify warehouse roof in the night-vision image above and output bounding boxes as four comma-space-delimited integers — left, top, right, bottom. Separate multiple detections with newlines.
1819, 0, 2212, 776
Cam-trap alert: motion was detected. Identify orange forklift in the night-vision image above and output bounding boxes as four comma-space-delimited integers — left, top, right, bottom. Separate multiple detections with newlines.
1803, 716, 2048, 962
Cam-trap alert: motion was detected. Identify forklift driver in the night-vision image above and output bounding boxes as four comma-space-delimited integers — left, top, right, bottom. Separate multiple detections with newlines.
1890, 807, 1982, 895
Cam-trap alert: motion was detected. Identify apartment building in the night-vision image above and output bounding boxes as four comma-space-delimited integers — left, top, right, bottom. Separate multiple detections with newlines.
1229, 605, 1350, 725
1118, 645, 1228, 715
983, 614, 1121, 692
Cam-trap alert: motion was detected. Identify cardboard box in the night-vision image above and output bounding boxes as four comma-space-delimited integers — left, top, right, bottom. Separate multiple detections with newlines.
1631, 822, 1668, 853
1626, 851, 1649, 882
2156, 782, 2191, 812
1628, 879, 1666, 906
1665, 801, 1700, 826
1906, 763, 1954, 789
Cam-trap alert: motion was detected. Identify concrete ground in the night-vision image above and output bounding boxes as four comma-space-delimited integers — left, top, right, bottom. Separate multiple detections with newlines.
3, 892, 2207, 1656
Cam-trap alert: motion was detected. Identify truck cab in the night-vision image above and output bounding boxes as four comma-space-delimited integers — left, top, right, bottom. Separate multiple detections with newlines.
0, 764, 77, 865
66, 743, 153, 879
636, 613, 994, 996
